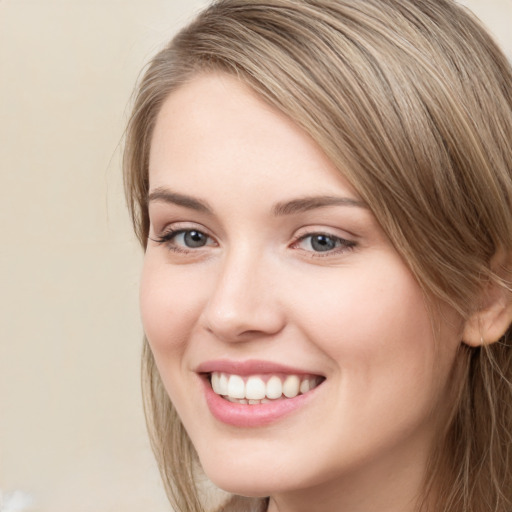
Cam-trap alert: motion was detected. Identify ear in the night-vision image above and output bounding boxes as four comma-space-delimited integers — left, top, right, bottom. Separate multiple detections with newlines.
462, 250, 512, 347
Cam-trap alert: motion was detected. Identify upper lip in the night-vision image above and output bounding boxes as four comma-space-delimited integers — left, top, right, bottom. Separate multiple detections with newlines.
195, 359, 324, 377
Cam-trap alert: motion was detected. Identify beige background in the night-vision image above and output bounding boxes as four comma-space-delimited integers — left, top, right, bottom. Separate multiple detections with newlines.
0, 1, 511, 511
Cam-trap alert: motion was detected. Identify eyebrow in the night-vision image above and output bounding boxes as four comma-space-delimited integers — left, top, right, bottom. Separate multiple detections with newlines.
147, 188, 367, 216
147, 188, 213, 214
272, 195, 367, 216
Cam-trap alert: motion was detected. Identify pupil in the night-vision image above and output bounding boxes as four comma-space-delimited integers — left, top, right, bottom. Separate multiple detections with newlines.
311, 235, 335, 252
184, 231, 207, 248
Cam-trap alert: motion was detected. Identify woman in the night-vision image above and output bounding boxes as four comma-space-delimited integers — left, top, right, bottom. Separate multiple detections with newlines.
123, 1, 512, 511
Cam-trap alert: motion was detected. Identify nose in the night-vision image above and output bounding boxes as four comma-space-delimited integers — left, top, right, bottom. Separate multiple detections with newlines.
200, 248, 286, 343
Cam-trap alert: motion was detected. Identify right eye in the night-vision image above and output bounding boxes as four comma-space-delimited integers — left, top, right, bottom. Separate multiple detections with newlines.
151, 228, 216, 252
173, 230, 210, 248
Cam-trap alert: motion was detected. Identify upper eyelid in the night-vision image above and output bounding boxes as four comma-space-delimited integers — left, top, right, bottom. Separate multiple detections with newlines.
292, 225, 358, 243
150, 222, 357, 248
290, 231, 358, 255
293, 232, 355, 246
149, 229, 218, 255
147, 222, 213, 246
151, 221, 213, 237
156, 227, 215, 241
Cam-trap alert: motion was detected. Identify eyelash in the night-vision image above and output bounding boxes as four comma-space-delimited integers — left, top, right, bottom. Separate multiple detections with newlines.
150, 228, 357, 256
292, 232, 357, 257
150, 228, 216, 253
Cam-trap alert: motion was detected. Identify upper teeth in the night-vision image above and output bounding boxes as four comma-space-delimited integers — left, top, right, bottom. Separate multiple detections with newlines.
210, 372, 321, 401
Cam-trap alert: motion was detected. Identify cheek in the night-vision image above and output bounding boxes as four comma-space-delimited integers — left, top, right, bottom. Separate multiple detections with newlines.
139, 256, 204, 357
292, 259, 458, 400
294, 261, 432, 348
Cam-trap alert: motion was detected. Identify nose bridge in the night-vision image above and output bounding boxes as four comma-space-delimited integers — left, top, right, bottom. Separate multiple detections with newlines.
202, 244, 283, 341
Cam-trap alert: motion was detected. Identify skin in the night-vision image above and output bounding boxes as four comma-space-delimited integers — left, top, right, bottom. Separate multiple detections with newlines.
141, 73, 466, 512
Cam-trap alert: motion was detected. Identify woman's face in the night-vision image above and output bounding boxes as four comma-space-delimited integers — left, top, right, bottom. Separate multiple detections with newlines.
141, 73, 464, 509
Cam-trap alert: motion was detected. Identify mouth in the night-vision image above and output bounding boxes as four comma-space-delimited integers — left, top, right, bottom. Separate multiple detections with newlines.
207, 372, 325, 405
197, 360, 326, 426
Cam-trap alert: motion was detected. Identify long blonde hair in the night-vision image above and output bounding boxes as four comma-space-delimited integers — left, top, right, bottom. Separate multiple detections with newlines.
124, 1, 512, 510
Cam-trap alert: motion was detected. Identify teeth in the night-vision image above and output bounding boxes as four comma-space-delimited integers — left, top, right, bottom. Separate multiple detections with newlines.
266, 375, 283, 399
211, 372, 221, 394
210, 372, 322, 403
226, 396, 247, 404
283, 375, 300, 398
227, 375, 245, 399
300, 378, 311, 394
246, 376, 266, 400
218, 373, 229, 395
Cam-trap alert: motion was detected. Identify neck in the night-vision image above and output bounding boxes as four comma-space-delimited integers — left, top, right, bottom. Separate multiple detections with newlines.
266, 434, 433, 512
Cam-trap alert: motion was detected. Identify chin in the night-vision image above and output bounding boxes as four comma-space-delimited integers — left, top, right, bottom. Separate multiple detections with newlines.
198, 452, 281, 497
199, 449, 316, 499
206, 472, 273, 498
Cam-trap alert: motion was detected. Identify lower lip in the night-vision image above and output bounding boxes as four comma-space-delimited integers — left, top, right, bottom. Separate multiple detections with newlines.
202, 377, 320, 427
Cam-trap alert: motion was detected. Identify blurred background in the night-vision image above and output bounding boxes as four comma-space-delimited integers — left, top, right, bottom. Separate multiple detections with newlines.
0, 1, 511, 511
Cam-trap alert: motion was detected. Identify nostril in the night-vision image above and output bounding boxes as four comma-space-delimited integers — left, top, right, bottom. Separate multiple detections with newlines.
200, 265, 286, 341
203, 313, 285, 343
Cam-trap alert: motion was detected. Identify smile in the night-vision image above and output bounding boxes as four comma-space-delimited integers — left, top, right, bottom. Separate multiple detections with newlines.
209, 372, 324, 404
198, 360, 326, 426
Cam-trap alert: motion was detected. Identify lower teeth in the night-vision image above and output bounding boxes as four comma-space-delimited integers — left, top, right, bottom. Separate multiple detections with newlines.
224, 396, 272, 405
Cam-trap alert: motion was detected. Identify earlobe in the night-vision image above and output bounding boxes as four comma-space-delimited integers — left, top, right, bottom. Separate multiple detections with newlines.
462, 252, 512, 347
462, 296, 512, 346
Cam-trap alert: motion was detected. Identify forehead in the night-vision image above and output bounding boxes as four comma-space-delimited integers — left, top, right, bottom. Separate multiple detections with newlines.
148, 72, 360, 202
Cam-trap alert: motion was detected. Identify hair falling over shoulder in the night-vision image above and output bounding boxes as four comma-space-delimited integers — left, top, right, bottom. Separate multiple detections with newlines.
125, 1, 512, 510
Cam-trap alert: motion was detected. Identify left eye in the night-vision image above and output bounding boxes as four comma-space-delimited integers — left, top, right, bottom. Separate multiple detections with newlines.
169, 229, 214, 249
296, 233, 353, 253
175, 230, 210, 248
152, 228, 215, 250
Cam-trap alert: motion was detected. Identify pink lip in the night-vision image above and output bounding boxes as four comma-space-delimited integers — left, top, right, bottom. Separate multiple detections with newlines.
201, 379, 320, 427
196, 359, 323, 376
196, 359, 324, 428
